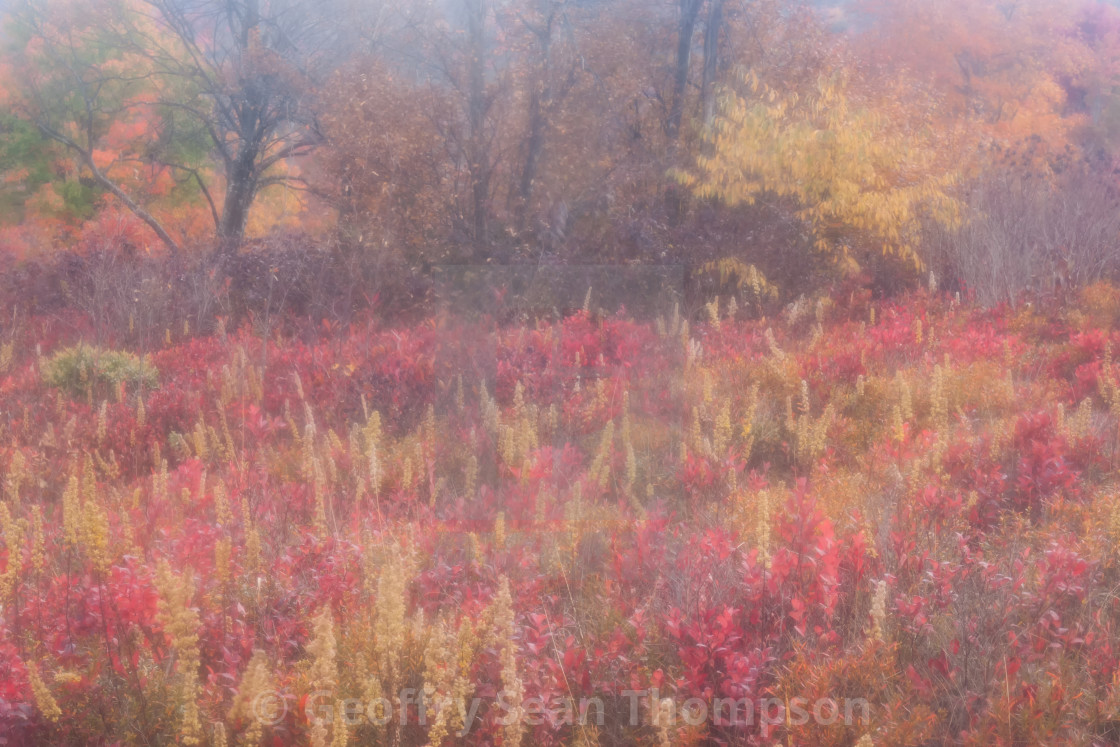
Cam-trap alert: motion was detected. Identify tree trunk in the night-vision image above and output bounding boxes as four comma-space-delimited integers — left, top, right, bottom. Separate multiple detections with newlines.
700, 0, 724, 127
667, 0, 703, 141
518, 78, 546, 231
216, 0, 263, 251
516, 8, 555, 232
466, 0, 491, 254
85, 153, 182, 255
217, 155, 257, 249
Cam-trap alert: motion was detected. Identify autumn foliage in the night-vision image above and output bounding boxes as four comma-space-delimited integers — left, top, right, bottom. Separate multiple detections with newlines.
4, 0, 1120, 744
0, 279, 1118, 743
1, 0, 1119, 297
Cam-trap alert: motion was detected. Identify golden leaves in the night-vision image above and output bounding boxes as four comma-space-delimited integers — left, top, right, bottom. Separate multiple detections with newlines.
683, 70, 963, 271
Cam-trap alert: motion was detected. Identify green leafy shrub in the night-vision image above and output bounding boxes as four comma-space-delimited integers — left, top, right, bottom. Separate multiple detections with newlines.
41, 343, 158, 397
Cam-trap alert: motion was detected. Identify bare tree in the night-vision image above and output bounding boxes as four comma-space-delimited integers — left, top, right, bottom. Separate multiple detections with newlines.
512, 0, 581, 233
9, 0, 349, 252
417, 0, 509, 256
141, 0, 340, 249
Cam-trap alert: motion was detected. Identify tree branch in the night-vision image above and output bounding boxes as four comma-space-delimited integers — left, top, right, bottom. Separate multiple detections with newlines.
36, 123, 181, 254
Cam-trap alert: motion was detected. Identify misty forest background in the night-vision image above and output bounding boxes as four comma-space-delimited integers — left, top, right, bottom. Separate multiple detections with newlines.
2, 0, 1120, 325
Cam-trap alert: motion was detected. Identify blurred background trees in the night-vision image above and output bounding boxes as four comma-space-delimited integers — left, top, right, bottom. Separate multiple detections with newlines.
3, 0, 1120, 305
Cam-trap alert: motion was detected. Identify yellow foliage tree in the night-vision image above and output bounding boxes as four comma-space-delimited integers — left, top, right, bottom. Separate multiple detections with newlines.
678, 70, 964, 271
